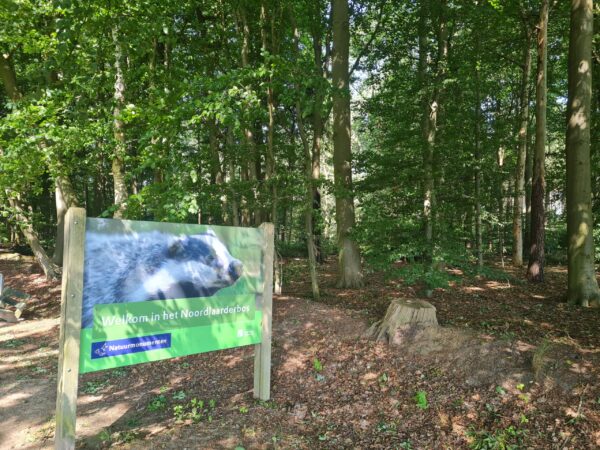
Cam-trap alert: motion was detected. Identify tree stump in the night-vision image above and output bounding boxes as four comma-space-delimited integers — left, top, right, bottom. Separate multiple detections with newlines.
367, 298, 438, 343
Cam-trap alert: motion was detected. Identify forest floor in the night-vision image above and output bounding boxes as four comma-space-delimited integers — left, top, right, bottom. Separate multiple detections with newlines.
1, 251, 599, 449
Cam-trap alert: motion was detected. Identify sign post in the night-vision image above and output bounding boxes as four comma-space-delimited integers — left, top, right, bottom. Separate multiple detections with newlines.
254, 223, 274, 400
55, 208, 86, 450
54, 208, 274, 448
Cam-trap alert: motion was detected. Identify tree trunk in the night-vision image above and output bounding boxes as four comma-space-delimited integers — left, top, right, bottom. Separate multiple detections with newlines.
418, 0, 449, 263
261, 3, 281, 294
417, 0, 434, 260
112, 25, 128, 219
332, 0, 363, 288
565, 0, 599, 306
9, 197, 60, 280
474, 37, 483, 269
527, 0, 548, 283
291, 12, 321, 300
0, 53, 22, 101
53, 175, 78, 265
297, 104, 321, 300
311, 22, 326, 263
226, 130, 240, 227
512, 25, 533, 266
237, 6, 260, 227
366, 299, 438, 343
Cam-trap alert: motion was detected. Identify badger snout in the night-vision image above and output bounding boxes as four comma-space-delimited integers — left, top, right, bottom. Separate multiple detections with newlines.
228, 260, 243, 281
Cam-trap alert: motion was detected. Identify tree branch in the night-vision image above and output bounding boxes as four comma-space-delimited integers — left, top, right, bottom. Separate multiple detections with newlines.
349, 1, 386, 77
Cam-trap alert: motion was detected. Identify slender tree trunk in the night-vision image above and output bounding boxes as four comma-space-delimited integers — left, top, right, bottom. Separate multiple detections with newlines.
226, 130, 240, 227
112, 25, 128, 219
474, 37, 483, 269
311, 21, 326, 263
236, 6, 260, 226
524, 118, 534, 255
53, 175, 78, 265
291, 15, 320, 300
418, 0, 449, 263
527, 0, 548, 283
417, 0, 434, 260
0, 53, 22, 100
8, 196, 60, 280
297, 107, 321, 300
512, 25, 533, 266
332, 0, 363, 288
565, 0, 599, 306
260, 3, 281, 294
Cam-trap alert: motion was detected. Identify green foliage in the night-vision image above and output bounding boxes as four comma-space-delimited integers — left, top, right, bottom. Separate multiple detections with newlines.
414, 391, 428, 410
390, 263, 456, 290
313, 358, 323, 373
147, 395, 167, 412
172, 398, 216, 423
83, 380, 109, 394
467, 425, 526, 450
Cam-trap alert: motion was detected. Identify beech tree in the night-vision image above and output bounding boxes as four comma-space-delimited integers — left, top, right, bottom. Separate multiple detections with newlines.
565, 0, 599, 306
527, 0, 549, 283
332, 0, 363, 288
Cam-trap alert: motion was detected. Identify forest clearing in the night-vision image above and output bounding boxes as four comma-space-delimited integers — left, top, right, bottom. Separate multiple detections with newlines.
1, 253, 600, 449
1, 0, 599, 448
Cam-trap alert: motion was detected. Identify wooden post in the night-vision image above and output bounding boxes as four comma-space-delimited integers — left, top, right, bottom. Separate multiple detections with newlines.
254, 223, 274, 400
55, 208, 86, 450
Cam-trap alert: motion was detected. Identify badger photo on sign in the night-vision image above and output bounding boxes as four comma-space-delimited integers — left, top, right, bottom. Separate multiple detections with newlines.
82, 221, 244, 329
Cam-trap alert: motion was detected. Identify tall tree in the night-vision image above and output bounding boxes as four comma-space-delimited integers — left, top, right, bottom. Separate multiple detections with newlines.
527, 0, 548, 283
111, 24, 128, 219
565, 0, 599, 306
332, 0, 363, 288
512, 18, 533, 267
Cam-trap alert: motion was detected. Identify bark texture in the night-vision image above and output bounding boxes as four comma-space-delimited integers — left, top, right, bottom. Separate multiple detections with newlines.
53, 175, 78, 265
527, 0, 548, 283
565, 0, 600, 306
367, 299, 438, 343
332, 0, 363, 288
512, 25, 532, 266
112, 25, 128, 219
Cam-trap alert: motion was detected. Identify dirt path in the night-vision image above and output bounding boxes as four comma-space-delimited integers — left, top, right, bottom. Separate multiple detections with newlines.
1, 255, 599, 449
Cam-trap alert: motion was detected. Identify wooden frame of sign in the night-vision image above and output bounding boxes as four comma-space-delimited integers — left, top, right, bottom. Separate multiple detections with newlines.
54, 208, 274, 449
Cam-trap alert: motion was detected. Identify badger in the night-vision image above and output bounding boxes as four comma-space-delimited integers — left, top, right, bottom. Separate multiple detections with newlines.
81, 229, 243, 328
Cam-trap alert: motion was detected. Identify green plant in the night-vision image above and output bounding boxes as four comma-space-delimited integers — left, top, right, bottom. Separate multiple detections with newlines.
399, 441, 413, 450
126, 417, 141, 428
172, 390, 186, 400
115, 430, 140, 444
313, 358, 323, 372
414, 391, 428, 409
468, 425, 525, 450
98, 429, 112, 444
110, 367, 128, 378
147, 395, 167, 412
1, 338, 25, 348
83, 380, 109, 394
376, 421, 397, 433
239, 405, 249, 414
173, 398, 216, 423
